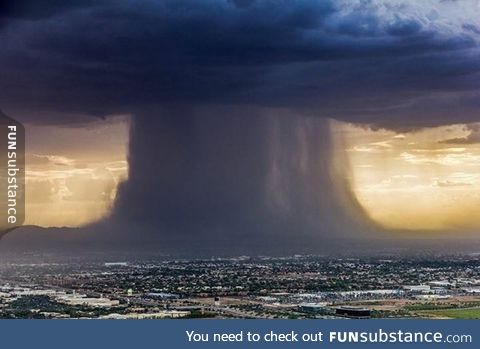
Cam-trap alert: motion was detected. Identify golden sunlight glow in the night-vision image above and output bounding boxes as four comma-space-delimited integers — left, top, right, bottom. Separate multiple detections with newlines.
334, 121, 480, 231
25, 116, 130, 227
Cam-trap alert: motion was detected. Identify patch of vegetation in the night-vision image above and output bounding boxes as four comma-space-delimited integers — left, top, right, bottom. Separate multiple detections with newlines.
183, 310, 216, 319
0, 295, 126, 319
405, 301, 480, 311
371, 309, 413, 318
418, 307, 480, 319
405, 303, 457, 311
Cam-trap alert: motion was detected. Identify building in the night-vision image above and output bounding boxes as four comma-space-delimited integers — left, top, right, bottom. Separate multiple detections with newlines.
461, 287, 480, 294
145, 292, 179, 299
104, 262, 128, 267
99, 311, 190, 319
56, 294, 119, 308
298, 303, 328, 314
413, 294, 450, 300
403, 285, 431, 293
428, 281, 453, 289
335, 306, 371, 319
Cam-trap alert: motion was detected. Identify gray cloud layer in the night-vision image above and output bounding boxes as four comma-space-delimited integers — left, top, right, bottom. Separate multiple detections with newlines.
1, 0, 479, 129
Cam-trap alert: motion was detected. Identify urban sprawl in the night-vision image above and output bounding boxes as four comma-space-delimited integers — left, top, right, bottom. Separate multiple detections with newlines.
1, 254, 480, 319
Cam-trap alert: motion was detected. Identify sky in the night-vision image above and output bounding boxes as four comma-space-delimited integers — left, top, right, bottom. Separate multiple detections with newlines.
337, 121, 480, 231
24, 116, 129, 227
0, 0, 479, 255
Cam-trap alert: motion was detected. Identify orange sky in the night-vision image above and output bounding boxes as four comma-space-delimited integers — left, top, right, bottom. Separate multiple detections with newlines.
335, 120, 480, 231
24, 116, 129, 227
23, 114, 480, 233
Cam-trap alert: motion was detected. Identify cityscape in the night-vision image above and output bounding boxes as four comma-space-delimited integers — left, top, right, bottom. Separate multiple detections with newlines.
1, 254, 480, 319
1, 7, 480, 349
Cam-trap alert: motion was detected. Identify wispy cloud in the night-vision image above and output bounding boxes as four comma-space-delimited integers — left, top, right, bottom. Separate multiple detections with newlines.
439, 124, 480, 144
400, 151, 480, 166
434, 180, 473, 187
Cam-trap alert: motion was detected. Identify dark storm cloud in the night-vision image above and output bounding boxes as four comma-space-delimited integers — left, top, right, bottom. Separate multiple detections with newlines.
0, 0, 106, 30
230, 0, 256, 9
0, 0, 479, 129
105, 106, 372, 251
0, 0, 100, 20
1, 0, 480, 253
